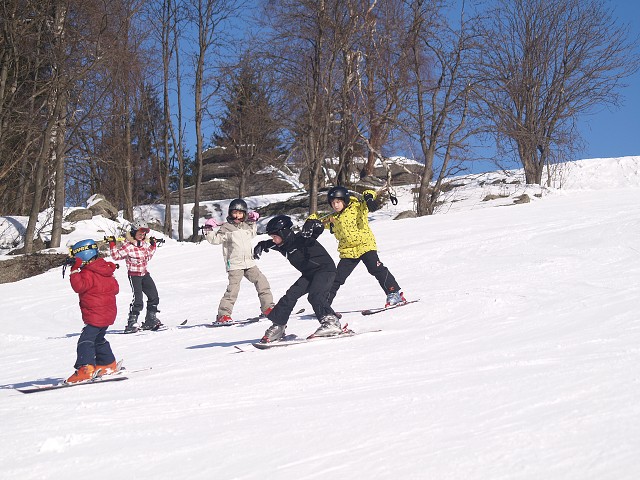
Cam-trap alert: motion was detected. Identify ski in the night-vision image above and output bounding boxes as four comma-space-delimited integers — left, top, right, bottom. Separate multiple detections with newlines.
16, 374, 128, 394
338, 299, 420, 316
199, 308, 306, 328
334, 299, 419, 317
361, 299, 419, 315
252, 325, 381, 350
206, 317, 261, 328
120, 324, 168, 334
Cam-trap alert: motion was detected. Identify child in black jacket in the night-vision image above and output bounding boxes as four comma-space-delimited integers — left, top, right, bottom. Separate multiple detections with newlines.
253, 215, 340, 343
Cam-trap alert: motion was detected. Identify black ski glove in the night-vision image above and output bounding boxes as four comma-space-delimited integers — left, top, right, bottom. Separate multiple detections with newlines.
253, 240, 272, 259
301, 219, 323, 238
149, 237, 156, 246
363, 192, 378, 212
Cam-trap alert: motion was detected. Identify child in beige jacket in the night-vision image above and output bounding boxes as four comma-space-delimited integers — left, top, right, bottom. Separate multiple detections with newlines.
203, 199, 274, 323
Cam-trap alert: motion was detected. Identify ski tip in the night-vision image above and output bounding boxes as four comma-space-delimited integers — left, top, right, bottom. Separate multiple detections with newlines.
361, 298, 420, 315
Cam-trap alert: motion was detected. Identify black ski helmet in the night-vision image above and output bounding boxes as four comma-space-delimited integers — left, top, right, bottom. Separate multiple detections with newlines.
227, 198, 248, 222
327, 186, 350, 205
228, 198, 248, 214
266, 215, 293, 240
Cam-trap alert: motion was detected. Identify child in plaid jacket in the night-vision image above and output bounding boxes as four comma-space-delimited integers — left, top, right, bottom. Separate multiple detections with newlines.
109, 219, 163, 333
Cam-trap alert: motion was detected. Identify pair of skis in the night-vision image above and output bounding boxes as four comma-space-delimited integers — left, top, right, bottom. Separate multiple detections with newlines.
250, 299, 418, 350
251, 324, 382, 350
16, 361, 130, 394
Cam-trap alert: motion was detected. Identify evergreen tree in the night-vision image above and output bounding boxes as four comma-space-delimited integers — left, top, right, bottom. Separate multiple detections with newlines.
132, 82, 166, 204
213, 57, 281, 197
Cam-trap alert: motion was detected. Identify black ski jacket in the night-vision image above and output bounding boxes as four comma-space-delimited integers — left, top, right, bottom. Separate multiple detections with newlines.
266, 233, 336, 277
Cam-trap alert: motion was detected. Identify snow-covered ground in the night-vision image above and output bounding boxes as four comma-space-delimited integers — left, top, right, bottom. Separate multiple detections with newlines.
1, 156, 639, 479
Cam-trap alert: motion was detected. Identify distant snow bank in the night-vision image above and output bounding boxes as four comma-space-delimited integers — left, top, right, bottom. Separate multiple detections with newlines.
556, 156, 640, 190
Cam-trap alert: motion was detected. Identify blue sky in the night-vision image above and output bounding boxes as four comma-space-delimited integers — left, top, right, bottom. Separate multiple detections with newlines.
577, 1, 640, 159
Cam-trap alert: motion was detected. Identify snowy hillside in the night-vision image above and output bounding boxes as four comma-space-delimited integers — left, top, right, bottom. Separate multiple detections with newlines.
1, 156, 639, 479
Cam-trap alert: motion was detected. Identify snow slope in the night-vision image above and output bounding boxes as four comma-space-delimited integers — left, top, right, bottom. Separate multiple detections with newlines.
1, 156, 639, 479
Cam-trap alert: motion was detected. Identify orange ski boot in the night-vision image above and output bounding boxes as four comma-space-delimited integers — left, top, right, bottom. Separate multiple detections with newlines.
95, 360, 119, 377
66, 365, 96, 384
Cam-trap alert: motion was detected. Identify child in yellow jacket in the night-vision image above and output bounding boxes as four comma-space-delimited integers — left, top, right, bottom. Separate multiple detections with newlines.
316, 186, 405, 309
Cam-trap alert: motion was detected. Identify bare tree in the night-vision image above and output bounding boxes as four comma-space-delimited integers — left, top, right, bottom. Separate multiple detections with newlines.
473, 0, 640, 185
356, 0, 410, 182
327, 0, 363, 187
48, 0, 71, 249
119, 1, 147, 221
404, 0, 482, 216
173, 16, 187, 241
19, 1, 121, 251
184, 0, 240, 241
0, 0, 57, 218
152, 0, 188, 241
22, 0, 68, 253
261, 0, 342, 214
154, 0, 178, 238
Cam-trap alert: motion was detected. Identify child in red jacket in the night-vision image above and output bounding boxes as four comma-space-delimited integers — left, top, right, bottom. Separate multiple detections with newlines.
67, 239, 120, 383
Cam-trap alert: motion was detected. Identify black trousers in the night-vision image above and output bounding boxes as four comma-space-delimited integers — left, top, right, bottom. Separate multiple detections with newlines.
328, 250, 400, 304
128, 273, 159, 316
268, 271, 336, 326
75, 324, 115, 369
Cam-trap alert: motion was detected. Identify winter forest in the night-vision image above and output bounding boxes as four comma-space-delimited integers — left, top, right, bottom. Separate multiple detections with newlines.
1, 0, 638, 253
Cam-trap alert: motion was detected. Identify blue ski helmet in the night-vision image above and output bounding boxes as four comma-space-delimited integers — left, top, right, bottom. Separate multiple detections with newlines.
71, 239, 98, 262
266, 215, 293, 240
327, 186, 350, 205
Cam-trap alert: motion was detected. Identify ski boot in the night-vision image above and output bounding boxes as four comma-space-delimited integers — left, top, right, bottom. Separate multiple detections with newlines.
258, 306, 273, 319
261, 323, 286, 343
66, 365, 95, 384
385, 291, 406, 307
142, 311, 164, 331
95, 360, 119, 377
311, 314, 342, 337
124, 313, 140, 334
216, 315, 233, 323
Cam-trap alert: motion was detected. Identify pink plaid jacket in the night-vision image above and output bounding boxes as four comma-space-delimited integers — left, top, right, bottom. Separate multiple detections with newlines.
110, 240, 156, 276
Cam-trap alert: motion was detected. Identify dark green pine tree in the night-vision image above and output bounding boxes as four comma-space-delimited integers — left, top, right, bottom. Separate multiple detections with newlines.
131, 82, 166, 204
213, 59, 281, 197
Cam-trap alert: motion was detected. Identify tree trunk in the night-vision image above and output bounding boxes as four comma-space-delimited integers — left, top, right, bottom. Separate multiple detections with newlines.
50, 96, 68, 249
520, 143, 544, 185
49, 0, 70, 248
174, 25, 185, 241
123, 95, 134, 221
192, 91, 203, 240
25, 97, 63, 253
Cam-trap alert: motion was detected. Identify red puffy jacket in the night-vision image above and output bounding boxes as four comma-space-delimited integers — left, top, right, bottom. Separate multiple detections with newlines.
70, 257, 119, 327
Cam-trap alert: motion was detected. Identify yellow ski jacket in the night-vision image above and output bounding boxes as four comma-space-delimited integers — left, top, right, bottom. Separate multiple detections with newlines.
323, 189, 377, 259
